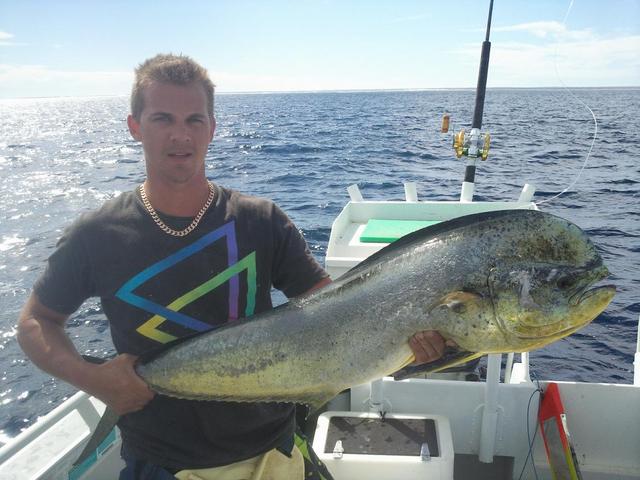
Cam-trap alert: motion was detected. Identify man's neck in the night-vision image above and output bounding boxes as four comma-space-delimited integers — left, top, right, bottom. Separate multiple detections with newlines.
142, 178, 212, 217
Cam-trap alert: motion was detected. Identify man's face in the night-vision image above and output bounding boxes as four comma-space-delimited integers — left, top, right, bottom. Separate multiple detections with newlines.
127, 81, 215, 185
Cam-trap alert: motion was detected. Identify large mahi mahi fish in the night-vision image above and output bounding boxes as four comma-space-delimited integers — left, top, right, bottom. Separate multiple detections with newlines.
75, 209, 614, 466
137, 209, 614, 406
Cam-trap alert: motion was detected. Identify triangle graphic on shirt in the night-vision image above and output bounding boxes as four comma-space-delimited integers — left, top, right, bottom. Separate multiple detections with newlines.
115, 221, 257, 344
136, 252, 256, 343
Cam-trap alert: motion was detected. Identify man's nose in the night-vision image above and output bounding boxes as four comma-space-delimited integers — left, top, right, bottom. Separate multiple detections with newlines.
170, 123, 191, 142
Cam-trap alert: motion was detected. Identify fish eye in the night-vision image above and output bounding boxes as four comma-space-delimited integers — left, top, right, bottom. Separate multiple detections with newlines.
451, 301, 466, 314
557, 276, 575, 290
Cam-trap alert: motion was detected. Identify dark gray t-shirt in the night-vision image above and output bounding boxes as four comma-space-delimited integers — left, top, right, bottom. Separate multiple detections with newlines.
34, 184, 327, 469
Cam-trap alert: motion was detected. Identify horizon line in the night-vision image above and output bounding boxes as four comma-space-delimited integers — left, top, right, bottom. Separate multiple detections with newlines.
2, 85, 638, 101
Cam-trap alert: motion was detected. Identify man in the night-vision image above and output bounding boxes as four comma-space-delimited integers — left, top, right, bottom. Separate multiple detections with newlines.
17, 54, 447, 479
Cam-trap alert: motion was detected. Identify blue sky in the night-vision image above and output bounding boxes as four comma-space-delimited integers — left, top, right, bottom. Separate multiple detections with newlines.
0, 0, 638, 98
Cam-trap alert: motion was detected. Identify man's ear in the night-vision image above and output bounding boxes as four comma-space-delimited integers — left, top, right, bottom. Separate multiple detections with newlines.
127, 114, 142, 141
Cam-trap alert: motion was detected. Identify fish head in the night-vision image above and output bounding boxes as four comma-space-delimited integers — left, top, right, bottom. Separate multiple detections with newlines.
431, 211, 616, 353
487, 259, 615, 350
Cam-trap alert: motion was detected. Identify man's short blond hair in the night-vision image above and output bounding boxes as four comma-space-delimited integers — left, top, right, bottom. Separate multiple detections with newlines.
131, 54, 215, 120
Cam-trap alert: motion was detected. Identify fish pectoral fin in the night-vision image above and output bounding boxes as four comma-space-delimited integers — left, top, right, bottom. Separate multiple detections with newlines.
437, 291, 484, 314
73, 406, 120, 467
393, 350, 483, 380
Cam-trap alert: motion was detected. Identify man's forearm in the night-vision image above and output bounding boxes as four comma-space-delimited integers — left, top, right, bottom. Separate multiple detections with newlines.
17, 294, 155, 414
17, 299, 96, 391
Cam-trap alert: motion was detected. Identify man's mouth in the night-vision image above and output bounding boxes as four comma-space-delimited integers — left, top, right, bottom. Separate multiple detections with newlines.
168, 152, 193, 159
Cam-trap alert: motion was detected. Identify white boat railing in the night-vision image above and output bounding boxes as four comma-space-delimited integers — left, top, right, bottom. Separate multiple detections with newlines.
635, 315, 640, 386
0, 391, 101, 465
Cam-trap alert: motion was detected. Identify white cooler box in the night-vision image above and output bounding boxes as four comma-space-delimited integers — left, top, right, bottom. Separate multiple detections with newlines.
312, 412, 454, 480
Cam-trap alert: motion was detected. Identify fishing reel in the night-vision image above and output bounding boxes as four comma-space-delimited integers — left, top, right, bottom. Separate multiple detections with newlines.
442, 114, 490, 161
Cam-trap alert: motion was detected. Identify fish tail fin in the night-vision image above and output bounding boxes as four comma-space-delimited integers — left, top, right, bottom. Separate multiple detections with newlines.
73, 406, 120, 467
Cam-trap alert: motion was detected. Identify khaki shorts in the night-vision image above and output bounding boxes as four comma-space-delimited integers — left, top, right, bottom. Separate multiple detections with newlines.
174, 445, 304, 480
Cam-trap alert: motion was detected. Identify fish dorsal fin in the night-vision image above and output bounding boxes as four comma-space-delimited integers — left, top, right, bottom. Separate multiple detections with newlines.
337, 209, 536, 282
304, 210, 536, 303
290, 211, 541, 305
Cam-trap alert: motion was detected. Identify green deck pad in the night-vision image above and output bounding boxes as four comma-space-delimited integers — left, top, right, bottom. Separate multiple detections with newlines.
360, 219, 441, 243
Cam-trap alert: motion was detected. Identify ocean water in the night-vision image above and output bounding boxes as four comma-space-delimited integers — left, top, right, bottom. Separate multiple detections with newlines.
0, 89, 638, 440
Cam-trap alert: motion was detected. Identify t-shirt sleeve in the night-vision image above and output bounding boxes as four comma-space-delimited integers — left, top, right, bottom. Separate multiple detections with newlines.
270, 204, 328, 298
33, 219, 96, 315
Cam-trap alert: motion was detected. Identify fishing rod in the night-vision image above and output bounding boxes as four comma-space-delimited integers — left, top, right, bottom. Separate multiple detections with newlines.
442, 0, 494, 202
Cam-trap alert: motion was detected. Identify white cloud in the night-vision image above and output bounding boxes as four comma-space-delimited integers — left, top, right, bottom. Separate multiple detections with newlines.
493, 21, 594, 40
2, 22, 638, 98
210, 70, 430, 93
454, 26, 640, 87
0, 64, 133, 97
0, 30, 27, 47
211, 69, 375, 93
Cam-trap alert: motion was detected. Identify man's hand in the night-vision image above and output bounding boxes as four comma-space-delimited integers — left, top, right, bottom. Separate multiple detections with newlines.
85, 354, 155, 416
409, 330, 456, 364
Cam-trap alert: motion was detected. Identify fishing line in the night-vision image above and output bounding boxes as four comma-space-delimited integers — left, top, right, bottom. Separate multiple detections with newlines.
536, 0, 598, 206
516, 371, 542, 480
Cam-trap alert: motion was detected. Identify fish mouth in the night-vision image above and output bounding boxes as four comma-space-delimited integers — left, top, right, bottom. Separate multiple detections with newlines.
575, 284, 616, 304
567, 263, 610, 306
514, 284, 616, 341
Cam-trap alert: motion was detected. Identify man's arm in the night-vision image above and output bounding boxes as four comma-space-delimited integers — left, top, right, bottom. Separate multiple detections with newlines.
300, 276, 448, 364
17, 293, 154, 415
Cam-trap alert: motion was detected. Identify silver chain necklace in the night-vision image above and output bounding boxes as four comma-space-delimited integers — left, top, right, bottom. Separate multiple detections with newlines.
139, 181, 215, 237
